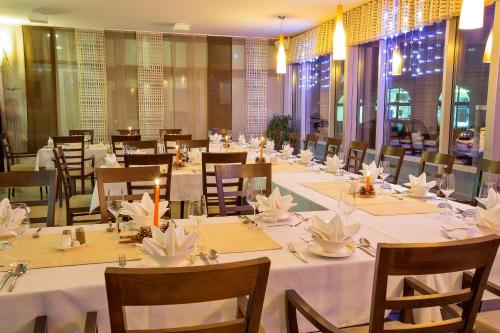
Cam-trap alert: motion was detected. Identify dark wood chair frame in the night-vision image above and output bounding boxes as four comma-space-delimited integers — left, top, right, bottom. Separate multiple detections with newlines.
302, 134, 319, 151
0, 170, 56, 226
96, 166, 160, 223
377, 146, 406, 184
202, 152, 248, 217
68, 129, 94, 144
286, 235, 500, 333
215, 163, 272, 216
33, 315, 48, 333
111, 135, 141, 163
176, 139, 210, 152
320, 137, 342, 163
418, 151, 455, 181
117, 129, 140, 135
163, 134, 192, 152
121, 140, 158, 154
345, 141, 368, 174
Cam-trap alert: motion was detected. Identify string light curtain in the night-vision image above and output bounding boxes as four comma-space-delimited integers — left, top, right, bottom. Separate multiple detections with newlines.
287, 0, 495, 64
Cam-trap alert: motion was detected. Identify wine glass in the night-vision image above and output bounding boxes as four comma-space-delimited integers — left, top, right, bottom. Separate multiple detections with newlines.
188, 194, 207, 232
338, 187, 356, 224
10, 203, 30, 260
245, 179, 262, 217
379, 160, 391, 190
439, 173, 455, 211
477, 182, 497, 208
107, 190, 124, 234
337, 148, 345, 176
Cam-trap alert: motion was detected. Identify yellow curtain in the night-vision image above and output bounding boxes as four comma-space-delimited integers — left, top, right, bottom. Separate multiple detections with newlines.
287, 0, 495, 63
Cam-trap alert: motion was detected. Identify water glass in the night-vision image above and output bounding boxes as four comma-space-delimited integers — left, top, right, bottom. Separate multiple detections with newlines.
245, 179, 262, 217
477, 182, 497, 208
10, 203, 30, 260
338, 187, 356, 223
379, 160, 391, 189
439, 173, 455, 210
189, 194, 207, 232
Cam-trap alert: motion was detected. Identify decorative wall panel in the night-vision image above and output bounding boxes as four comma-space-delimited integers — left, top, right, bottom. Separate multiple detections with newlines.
245, 39, 268, 136
75, 29, 108, 143
136, 32, 164, 140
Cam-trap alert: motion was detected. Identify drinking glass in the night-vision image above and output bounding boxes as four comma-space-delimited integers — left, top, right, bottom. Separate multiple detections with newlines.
477, 182, 497, 208
439, 173, 455, 211
245, 179, 262, 217
337, 148, 345, 176
338, 187, 356, 224
107, 190, 124, 234
188, 194, 208, 232
379, 160, 391, 190
10, 203, 30, 260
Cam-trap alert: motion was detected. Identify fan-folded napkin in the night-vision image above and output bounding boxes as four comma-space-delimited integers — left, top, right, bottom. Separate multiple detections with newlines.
142, 225, 198, 256
307, 214, 360, 242
300, 150, 313, 164
408, 172, 437, 189
121, 193, 169, 226
104, 153, 120, 167
238, 134, 247, 145
326, 155, 342, 172
361, 161, 383, 180
209, 133, 223, 143
257, 188, 297, 216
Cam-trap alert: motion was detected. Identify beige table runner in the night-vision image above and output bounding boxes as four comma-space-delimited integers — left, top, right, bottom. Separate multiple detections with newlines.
188, 223, 282, 254
272, 163, 310, 173
1, 231, 141, 271
301, 181, 439, 216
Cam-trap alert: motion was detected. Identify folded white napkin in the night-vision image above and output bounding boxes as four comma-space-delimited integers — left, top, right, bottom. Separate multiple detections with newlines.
257, 188, 297, 217
281, 146, 294, 159
307, 214, 360, 242
326, 155, 342, 173
250, 137, 261, 148
266, 140, 275, 153
121, 193, 169, 226
209, 133, 223, 143
238, 134, 246, 145
104, 153, 120, 167
300, 149, 313, 164
477, 202, 500, 230
47, 137, 53, 146
0, 198, 29, 234
479, 188, 499, 208
188, 150, 202, 165
361, 161, 383, 180
408, 172, 437, 189
142, 225, 198, 257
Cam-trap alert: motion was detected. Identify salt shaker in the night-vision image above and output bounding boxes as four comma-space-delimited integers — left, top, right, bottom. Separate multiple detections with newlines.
60, 230, 72, 249
75, 227, 86, 245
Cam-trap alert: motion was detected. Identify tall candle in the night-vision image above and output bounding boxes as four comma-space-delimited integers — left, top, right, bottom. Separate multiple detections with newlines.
366, 171, 371, 189
260, 137, 264, 160
175, 145, 180, 162
128, 126, 132, 135
153, 178, 160, 227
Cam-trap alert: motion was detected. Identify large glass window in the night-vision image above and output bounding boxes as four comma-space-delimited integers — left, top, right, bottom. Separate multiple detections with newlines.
383, 22, 445, 155
332, 60, 344, 137
356, 42, 379, 148
451, 4, 495, 166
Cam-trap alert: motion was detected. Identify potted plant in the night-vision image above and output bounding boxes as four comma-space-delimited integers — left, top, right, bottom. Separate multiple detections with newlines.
265, 114, 294, 150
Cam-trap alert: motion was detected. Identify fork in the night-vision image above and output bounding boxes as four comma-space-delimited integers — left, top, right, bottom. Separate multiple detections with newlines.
118, 254, 126, 268
287, 242, 308, 263
294, 213, 310, 222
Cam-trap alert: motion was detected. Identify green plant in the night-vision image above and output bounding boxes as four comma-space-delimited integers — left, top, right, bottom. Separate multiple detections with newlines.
265, 114, 294, 150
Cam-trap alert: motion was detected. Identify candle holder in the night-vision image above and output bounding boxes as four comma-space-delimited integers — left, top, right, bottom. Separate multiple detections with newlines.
255, 156, 266, 164
173, 159, 185, 168
358, 185, 376, 198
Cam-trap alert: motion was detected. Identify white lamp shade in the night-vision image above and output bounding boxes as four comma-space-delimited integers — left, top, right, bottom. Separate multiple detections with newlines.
459, 0, 484, 30
277, 34, 287, 74
332, 4, 346, 60
483, 29, 493, 63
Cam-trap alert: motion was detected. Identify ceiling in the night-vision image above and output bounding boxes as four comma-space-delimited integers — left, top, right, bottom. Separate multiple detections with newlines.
0, 0, 367, 38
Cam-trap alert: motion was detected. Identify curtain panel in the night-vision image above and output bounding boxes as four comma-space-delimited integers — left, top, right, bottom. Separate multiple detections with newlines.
287, 0, 496, 64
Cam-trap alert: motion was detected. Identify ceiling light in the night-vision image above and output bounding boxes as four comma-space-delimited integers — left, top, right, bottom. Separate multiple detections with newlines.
0, 16, 27, 25
276, 16, 287, 74
483, 29, 493, 63
459, 0, 484, 30
332, 3, 346, 60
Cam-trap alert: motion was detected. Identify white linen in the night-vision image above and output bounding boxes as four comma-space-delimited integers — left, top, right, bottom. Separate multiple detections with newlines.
209, 133, 223, 143
308, 214, 360, 242
238, 134, 246, 145
103, 153, 120, 168
143, 225, 197, 257
257, 187, 297, 215
361, 161, 382, 180
326, 155, 342, 173
476, 203, 500, 230
35, 144, 108, 171
299, 149, 313, 164
408, 172, 437, 189
121, 193, 169, 226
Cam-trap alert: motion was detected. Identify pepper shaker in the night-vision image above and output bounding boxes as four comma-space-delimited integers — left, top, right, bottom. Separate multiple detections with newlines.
75, 227, 86, 245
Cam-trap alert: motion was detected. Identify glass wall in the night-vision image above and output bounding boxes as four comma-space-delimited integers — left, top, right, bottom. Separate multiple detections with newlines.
332, 60, 344, 138
356, 42, 379, 148
450, 4, 495, 166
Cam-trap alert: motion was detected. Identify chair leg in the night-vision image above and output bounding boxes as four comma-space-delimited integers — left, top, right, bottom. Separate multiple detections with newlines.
57, 175, 63, 208
12, 188, 15, 199
39, 187, 43, 200
67, 210, 72, 226
81, 177, 85, 195
180, 201, 185, 218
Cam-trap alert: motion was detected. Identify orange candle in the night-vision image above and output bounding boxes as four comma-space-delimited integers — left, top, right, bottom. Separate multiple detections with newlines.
128, 126, 132, 135
260, 137, 264, 160
153, 178, 160, 227
175, 145, 180, 162
366, 171, 371, 189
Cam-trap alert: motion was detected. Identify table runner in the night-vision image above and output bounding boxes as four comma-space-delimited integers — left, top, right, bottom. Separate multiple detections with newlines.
1, 231, 141, 271
301, 181, 439, 216
272, 163, 311, 173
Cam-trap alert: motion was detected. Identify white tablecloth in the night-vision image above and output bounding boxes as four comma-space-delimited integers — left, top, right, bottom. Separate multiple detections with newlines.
35, 144, 109, 171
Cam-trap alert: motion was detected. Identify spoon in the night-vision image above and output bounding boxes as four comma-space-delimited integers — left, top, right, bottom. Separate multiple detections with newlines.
0, 269, 13, 291
32, 228, 42, 238
208, 249, 219, 263
8, 262, 27, 292
357, 238, 376, 257
359, 238, 376, 251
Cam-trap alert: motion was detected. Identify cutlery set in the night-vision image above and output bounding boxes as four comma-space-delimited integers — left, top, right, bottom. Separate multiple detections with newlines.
0, 262, 28, 292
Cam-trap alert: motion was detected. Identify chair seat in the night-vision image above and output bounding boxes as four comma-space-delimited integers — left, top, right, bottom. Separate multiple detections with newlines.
69, 194, 92, 209
69, 167, 94, 178
11, 163, 34, 171
344, 321, 413, 333
28, 205, 48, 219
475, 310, 500, 333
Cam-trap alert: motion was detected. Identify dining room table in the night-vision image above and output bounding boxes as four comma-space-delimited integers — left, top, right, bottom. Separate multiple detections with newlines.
2, 161, 500, 333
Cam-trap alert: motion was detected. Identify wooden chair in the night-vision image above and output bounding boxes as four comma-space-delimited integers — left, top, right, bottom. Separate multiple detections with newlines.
463, 271, 500, 333
473, 159, 500, 202
68, 129, 94, 144
418, 151, 455, 181
215, 163, 272, 216
345, 141, 367, 174
163, 134, 192, 153
53, 147, 95, 226
124, 154, 173, 202
121, 140, 158, 154
302, 134, 319, 151
32, 316, 48, 333
96, 166, 160, 223
377, 146, 406, 184
202, 152, 247, 216
117, 129, 140, 135
111, 135, 141, 163
53, 136, 95, 195
176, 139, 210, 152
0, 170, 56, 226
286, 235, 500, 333
320, 137, 342, 163
159, 128, 182, 137
93, 257, 270, 333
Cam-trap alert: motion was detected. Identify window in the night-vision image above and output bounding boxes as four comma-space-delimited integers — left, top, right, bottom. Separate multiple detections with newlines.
450, 4, 495, 166
332, 60, 344, 137
383, 22, 445, 155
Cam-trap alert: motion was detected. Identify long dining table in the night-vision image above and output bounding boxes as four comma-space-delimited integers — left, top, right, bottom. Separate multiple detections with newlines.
1, 166, 499, 333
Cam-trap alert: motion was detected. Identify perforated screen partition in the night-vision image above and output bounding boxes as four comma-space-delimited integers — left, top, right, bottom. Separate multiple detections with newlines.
137, 32, 165, 140
245, 39, 268, 137
75, 29, 108, 143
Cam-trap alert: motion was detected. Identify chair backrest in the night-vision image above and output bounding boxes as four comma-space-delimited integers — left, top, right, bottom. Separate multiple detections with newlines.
346, 140, 367, 174
121, 140, 158, 154
52, 136, 85, 175
321, 137, 342, 163
202, 152, 247, 216
52, 146, 75, 202
159, 128, 182, 137
0, 170, 56, 226
96, 166, 160, 223
124, 154, 173, 202
163, 134, 192, 153
303, 134, 319, 151
369, 235, 500, 333
215, 163, 272, 216
68, 130, 94, 144
176, 139, 210, 152
111, 135, 141, 163
0, 133, 15, 169
117, 129, 140, 135
378, 146, 406, 184
418, 151, 455, 181
105, 257, 271, 333
473, 159, 500, 200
